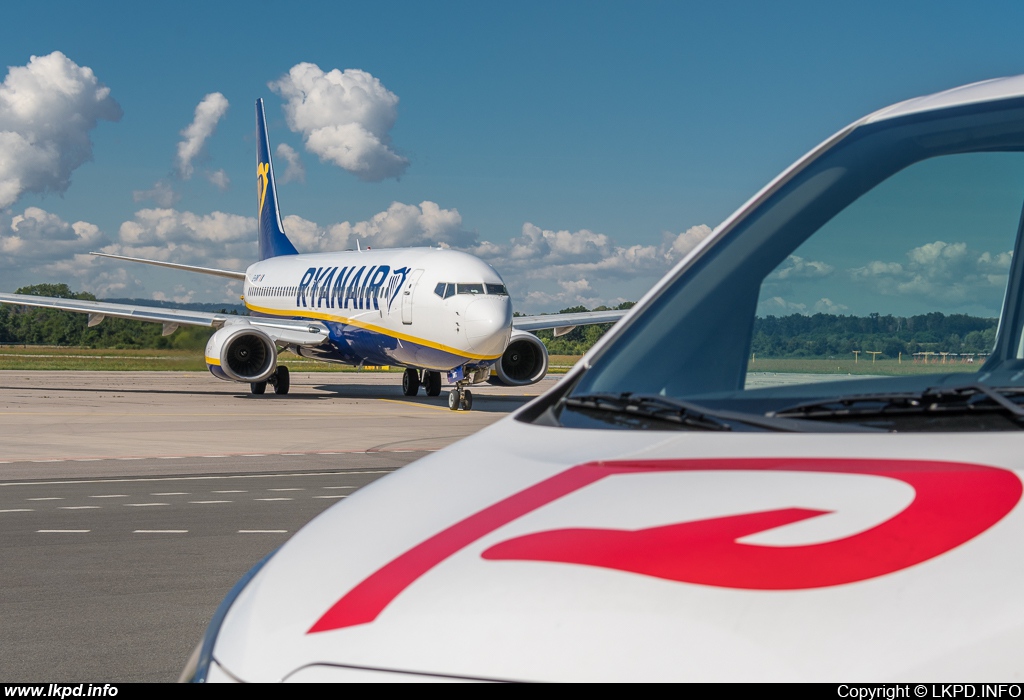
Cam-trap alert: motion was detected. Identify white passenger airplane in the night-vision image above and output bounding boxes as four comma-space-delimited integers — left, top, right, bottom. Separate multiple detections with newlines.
0, 100, 625, 410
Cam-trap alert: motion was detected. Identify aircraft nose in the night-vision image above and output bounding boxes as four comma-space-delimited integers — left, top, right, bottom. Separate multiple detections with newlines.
464, 297, 513, 355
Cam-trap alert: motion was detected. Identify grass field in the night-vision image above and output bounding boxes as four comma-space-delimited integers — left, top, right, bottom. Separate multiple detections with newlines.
0, 347, 590, 373
0, 348, 983, 376
748, 357, 978, 376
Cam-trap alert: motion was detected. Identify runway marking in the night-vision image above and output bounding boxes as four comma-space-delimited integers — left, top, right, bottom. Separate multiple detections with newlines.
156, 456, 184, 460
201, 455, 228, 458
281, 453, 307, 456
124, 503, 169, 507
89, 494, 128, 498
314, 495, 347, 499
152, 492, 188, 496
0, 450, 433, 466
322, 486, 356, 489
115, 457, 143, 461
134, 530, 187, 534
27, 497, 63, 501
0, 508, 33, 513
268, 488, 304, 491
38, 530, 90, 533
60, 506, 100, 510
71, 458, 102, 462
189, 500, 231, 504
242, 454, 267, 457
1, 470, 395, 487
30, 459, 62, 463
377, 398, 461, 413
239, 530, 287, 533
213, 490, 246, 494
256, 498, 293, 501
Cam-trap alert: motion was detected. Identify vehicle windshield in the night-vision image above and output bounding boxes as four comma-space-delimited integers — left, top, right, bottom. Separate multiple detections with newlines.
563, 100, 1024, 432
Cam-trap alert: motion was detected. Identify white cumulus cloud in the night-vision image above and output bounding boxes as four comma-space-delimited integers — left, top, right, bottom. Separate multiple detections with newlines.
175, 92, 229, 179
269, 63, 408, 181
0, 51, 121, 209
276, 143, 305, 184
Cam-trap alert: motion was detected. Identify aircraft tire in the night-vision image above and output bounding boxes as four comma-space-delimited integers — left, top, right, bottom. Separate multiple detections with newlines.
402, 368, 420, 396
274, 366, 290, 395
251, 381, 267, 395
461, 390, 473, 411
425, 371, 442, 396
448, 389, 460, 410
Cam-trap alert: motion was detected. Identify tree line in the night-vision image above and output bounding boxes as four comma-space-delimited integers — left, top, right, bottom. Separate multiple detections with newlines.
0, 284, 237, 350
750, 312, 997, 359
1, 285, 998, 360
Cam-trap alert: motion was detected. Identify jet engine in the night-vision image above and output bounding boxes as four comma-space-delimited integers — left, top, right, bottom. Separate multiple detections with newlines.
205, 324, 278, 383
489, 330, 549, 386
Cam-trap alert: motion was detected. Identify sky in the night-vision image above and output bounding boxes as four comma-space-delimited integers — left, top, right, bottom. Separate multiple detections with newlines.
2, 0, 1024, 313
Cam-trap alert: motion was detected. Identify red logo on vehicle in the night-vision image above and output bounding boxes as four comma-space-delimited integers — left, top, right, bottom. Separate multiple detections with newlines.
309, 458, 1021, 633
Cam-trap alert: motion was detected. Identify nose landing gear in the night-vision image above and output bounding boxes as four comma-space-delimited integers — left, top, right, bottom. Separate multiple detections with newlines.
448, 386, 473, 411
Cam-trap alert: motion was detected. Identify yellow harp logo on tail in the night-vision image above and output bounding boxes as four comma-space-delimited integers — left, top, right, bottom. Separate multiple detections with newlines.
257, 162, 270, 217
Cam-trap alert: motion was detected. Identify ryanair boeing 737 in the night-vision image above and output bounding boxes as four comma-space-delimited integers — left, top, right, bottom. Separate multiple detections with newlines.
0, 100, 625, 410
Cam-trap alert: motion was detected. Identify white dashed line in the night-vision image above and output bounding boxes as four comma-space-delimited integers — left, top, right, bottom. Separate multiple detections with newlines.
114, 457, 143, 461
212, 490, 246, 493
255, 498, 293, 501
89, 494, 128, 499
201, 455, 227, 458
238, 530, 287, 533
124, 503, 169, 507
71, 458, 101, 462
152, 492, 188, 496
59, 506, 101, 510
38, 530, 90, 533
267, 488, 304, 491
242, 454, 266, 457
30, 459, 62, 463
156, 456, 184, 460
314, 495, 347, 499
281, 453, 306, 456
134, 530, 187, 534
322, 486, 356, 490
0, 509, 33, 513
27, 497, 63, 501
189, 500, 232, 504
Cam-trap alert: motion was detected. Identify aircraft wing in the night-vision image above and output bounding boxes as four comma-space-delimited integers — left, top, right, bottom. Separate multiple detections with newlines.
0, 293, 329, 346
512, 309, 627, 336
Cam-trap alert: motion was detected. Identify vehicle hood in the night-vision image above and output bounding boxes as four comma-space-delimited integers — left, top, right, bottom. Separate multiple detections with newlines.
212, 418, 1024, 682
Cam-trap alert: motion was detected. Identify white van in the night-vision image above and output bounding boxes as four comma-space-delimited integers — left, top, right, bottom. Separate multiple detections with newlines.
185, 76, 1024, 682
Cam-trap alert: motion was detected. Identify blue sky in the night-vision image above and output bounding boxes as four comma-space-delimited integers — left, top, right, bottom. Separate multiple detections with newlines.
2, 1, 1024, 311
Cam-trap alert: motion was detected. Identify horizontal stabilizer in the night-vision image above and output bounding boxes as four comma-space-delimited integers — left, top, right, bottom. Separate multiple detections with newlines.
91, 252, 247, 280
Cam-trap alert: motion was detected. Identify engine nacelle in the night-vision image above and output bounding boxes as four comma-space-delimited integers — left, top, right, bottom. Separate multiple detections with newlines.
205, 324, 277, 383
488, 330, 549, 386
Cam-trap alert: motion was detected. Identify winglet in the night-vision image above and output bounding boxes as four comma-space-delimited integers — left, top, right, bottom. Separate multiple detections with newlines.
256, 99, 299, 260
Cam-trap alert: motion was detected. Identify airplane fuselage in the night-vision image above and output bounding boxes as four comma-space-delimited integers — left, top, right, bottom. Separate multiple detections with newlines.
239, 247, 514, 372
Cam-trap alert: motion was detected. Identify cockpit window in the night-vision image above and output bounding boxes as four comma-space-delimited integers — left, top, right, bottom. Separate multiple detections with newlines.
456, 283, 485, 295
486, 284, 508, 296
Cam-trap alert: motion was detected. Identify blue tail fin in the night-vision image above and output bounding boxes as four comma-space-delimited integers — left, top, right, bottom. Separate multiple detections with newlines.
256, 99, 299, 260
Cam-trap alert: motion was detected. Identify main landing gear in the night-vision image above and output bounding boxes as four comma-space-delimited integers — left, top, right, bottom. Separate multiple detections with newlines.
402, 368, 442, 397
251, 365, 290, 395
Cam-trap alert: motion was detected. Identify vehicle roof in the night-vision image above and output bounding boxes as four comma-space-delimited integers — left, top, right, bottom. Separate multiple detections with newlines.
864, 74, 1024, 124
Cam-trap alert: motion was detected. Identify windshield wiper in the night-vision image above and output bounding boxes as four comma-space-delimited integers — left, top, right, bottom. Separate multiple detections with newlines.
563, 393, 881, 432
770, 382, 1024, 423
